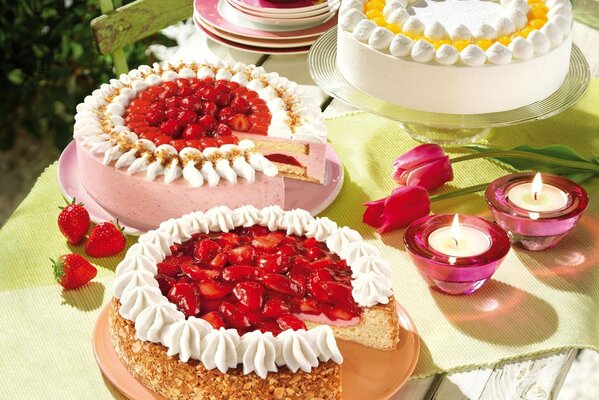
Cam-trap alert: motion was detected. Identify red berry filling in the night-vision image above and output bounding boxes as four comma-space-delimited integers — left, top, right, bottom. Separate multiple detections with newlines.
123, 78, 273, 152
156, 227, 362, 336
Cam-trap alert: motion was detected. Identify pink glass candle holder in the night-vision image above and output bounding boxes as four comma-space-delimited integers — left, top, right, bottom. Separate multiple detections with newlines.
403, 214, 511, 295
485, 173, 589, 251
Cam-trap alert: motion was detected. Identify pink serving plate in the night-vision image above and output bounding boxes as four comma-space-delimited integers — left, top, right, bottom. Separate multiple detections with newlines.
196, 15, 318, 48
57, 141, 344, 236
93, 301, 419, 400
228, 0, 341, 18
225, 1, 338, 27
230, 0, 335, 13
195, 0, 338, 39
196, 20, 312, 54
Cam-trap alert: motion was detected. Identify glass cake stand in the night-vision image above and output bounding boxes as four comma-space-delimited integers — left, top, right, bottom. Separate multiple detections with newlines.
308, 28, 591, 145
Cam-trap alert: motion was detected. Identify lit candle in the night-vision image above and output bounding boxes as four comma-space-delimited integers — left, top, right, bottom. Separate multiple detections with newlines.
506, 172, 568, 213
428, 215, 491, 257
485, 172, 589, 251
404, 214, 511, 295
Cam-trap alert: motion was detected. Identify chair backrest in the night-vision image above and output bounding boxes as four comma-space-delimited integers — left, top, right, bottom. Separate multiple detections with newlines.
91, 0, 193, 76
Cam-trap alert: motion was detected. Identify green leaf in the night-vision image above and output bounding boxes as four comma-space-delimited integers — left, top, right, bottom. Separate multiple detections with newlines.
7, 69, 24, 85
465, 144, 599, 175
564, 172, 599, 184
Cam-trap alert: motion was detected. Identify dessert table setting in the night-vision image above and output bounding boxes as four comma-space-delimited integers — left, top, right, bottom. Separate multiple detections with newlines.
1, 0, 599, 399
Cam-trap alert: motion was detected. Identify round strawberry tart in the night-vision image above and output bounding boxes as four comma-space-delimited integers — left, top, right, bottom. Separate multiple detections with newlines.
110, 206, 399, 399
337, 0, 573, 114
74, 61, 328, 231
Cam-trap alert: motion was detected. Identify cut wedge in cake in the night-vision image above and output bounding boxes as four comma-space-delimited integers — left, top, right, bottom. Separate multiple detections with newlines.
73, 61, 328, 230
111, 206, 399, 399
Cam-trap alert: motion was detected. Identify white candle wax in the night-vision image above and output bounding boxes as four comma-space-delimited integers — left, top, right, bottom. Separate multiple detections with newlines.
507, 183, 568, 212
428, 225, 491, 257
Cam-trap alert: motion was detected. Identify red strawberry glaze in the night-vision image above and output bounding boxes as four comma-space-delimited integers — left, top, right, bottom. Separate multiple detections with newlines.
122, 78, 272, 152
156, 227, 362, 336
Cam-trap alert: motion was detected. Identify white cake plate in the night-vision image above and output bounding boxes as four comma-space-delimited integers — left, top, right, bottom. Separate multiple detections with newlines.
308, 28, 591, 145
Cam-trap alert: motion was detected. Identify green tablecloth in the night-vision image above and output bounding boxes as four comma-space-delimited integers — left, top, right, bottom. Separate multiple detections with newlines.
1, 79, 598, 398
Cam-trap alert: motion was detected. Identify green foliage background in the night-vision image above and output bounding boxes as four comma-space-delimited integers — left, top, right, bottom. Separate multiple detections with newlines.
0, 0, 172, 151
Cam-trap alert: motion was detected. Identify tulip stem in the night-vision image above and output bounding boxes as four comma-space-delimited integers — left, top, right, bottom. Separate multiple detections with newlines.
450, 151, 599, 172
429, 183, 490, 202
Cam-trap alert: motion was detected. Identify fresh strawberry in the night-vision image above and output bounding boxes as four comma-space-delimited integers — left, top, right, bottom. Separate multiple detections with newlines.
257, 320, 282, 336
215, 232, 240, 247
209, 252, 228, 268
323, 305, 358, 321
218, 301, 250, 329
157, 260, 182, 277
261, 273, 295, 296
168, 282, 200, 317
305, 246, 326, 261
201, 311, 225, 329
227, 245, 254, 265
194, 239, 221, 263
198, 280, 232, 299
277, 314, 306, 331
302, 237, 320, 249
156, 273, 176, 295
182, 124, 206, 140
229, 114, 250, 132
230, 96, 251, 114
310, 257, 334, 270
307, 270, 334, 302
293, 298, 322, 315
145, 109, 166, 126
262, 296, 290, 318
198, 115, 217, 131
170, 139, 187, 152
222, 265, 262, 282
251, 233, 284, 252
233, 281, 265, 311
321, 281, 354, 308
218, 106, 236, 123
51, 254, 97, 290
256, 253, 289, 274
182, 263, 221, 281
57, 198, 90, 244
85, 221, 126, 258
159, 119, 182, 137
213, 123, 232, 137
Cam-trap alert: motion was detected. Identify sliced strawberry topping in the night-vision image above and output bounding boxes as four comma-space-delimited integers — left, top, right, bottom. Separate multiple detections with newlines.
168, 283, 200, 317
233, 281, 265, 311
277, 314, 306, 331
219, 301, 250, 329
123, 77, 273, 151
194, 239, 221, 263
201, 311, 225, 329
198, 280, 232, 300
160, 226, 364, 335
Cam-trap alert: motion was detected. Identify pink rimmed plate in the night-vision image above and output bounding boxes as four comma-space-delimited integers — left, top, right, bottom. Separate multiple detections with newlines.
225, 2, 338, 28
227, 0, 341, 18
196, 15, 319, 48
57, 141, 344, 236
93, 300, 419, 400
195, 0, 338, 39
230, 0, 335, 13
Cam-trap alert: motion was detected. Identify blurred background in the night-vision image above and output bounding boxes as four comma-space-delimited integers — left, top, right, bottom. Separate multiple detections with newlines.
0, 0, 181, 225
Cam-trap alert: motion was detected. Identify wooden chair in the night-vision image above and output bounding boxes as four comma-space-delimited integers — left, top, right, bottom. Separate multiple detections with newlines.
90, 0, 193, 76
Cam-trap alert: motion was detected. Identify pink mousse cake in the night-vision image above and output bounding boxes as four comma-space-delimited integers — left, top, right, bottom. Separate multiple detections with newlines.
73, 60, 328, 230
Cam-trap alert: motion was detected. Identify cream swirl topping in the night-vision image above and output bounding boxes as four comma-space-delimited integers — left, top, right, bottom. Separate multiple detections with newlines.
239, 331, 279, 378
135, 302, 183, 342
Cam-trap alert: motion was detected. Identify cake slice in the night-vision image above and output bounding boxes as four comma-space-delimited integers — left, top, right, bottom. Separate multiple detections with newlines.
110, 206, 400, 399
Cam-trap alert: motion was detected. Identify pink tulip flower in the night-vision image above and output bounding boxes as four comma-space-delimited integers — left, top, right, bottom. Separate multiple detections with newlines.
363, 186, 431, 233
393, 144, 453, 190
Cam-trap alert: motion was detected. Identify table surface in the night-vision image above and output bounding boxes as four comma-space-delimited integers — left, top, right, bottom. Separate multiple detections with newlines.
169, 17, 599, 400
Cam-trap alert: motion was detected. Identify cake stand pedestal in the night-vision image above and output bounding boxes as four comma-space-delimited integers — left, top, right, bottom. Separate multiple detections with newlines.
308, 29, 591, 146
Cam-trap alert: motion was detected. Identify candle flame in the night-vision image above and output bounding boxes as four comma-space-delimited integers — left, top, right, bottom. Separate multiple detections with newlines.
532, 172, 543, 201
450, 214, 460, 247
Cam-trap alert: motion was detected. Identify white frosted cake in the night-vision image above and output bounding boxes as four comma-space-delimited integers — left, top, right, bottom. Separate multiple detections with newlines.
337, 0, 573, 114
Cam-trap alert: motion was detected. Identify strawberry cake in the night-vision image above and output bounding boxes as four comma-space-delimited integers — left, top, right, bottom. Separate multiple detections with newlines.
74, 61, 328, 231
337, 0, 573, 114
110, 206, 399, 399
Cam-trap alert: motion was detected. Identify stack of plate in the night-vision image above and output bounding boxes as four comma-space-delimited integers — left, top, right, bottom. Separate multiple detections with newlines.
194, 0, 339, 54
